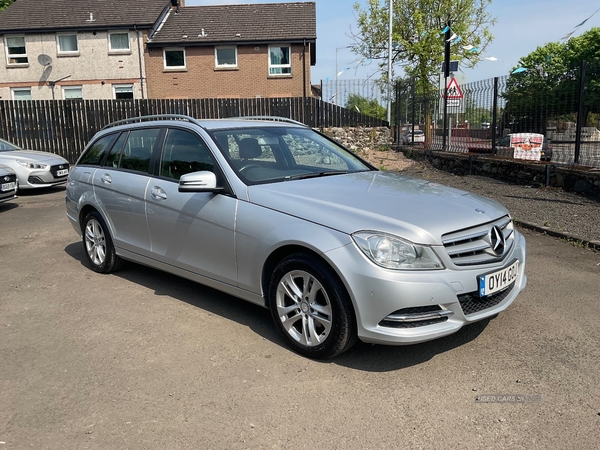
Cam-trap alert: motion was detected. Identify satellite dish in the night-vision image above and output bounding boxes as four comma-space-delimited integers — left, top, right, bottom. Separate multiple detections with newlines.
38, 54, 53, 66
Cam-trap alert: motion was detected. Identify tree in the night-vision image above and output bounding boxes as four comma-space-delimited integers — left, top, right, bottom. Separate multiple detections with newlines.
345, 93, 387, 120
503, 28, 600, 133
351, 0, 495, 140
0, 0, 16, 12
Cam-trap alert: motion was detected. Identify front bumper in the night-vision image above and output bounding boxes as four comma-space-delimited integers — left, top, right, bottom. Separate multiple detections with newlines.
324, 230, 527, 345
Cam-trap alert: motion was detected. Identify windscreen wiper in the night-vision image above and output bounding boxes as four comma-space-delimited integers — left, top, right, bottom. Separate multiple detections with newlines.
284, 170, 349, 180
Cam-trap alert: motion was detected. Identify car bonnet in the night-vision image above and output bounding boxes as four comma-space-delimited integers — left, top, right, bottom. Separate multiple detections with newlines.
0, 150, 68, 165
246, 171, 509, 245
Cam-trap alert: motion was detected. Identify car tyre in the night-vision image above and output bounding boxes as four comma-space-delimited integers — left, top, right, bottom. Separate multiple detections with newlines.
269, 253, 357, 359
82, 211, 123, 274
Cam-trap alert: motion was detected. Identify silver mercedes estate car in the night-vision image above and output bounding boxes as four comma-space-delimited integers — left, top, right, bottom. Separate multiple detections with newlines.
66, 115, 527, 359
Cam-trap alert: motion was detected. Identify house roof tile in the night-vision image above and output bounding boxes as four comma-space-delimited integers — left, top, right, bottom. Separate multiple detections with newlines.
0, 0, 170, 32
148, 2, 316, 46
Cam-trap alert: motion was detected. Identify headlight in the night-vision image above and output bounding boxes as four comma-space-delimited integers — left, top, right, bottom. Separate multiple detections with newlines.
352, 231, 444, 270
16, 159, 49, 170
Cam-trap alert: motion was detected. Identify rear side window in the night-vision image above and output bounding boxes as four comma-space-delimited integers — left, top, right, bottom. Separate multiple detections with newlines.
78, 133, 118, 165
102, 128, 160, 173
161, 129, 214, 180
120, 129, 160, 172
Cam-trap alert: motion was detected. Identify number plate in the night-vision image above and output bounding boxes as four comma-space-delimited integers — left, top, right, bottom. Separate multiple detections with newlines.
1, 182, 16, 192
478, 260, 519, 297
56, 169, 69, 177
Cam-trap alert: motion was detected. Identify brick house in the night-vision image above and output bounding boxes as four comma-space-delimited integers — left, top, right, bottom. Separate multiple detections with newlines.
145, 2, 317, 99
0, 0, 172, 100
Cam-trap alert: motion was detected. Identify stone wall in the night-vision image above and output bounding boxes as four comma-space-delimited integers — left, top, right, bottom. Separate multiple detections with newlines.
403, 148, 600, 197
321, 127, 392, 153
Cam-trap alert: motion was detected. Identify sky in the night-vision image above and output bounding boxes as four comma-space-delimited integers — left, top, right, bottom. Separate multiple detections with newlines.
186, 0, 600, 85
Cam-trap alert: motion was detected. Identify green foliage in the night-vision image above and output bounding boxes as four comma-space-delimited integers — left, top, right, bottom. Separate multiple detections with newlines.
0, 0, 15, 12
503, 28, 600, 131
351, 0, 495, 95
345, 93, 387, 120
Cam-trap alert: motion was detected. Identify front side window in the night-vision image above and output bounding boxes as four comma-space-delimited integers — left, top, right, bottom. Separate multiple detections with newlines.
215, 46, 237, 68
109, 32, 130, 52
11, 88, 32, 100
57, 34, 79, 54
63, 86, 83, 99
113, 84, 133, 99
5, 36, 28, 65
164, 48, 186, 69
269, 45, 291, 75
161, 129, 214, 180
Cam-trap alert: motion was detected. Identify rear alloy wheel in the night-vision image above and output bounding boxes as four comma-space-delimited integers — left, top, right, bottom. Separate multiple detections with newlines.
82, 211, 122, 273
269, 254, 356, 359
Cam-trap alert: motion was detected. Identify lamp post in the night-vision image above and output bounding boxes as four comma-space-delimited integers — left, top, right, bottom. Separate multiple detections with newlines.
335, 46, 351, 106
387, 0, 393, 124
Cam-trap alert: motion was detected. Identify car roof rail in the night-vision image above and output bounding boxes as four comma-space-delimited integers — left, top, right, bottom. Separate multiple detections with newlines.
228, 116, 308, 127
102, 114, 204, 130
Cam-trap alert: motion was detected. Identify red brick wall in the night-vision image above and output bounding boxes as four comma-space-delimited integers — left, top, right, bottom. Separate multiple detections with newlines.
145, 43, 312, 99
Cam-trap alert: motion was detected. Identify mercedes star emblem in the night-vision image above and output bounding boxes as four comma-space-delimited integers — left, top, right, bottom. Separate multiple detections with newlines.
489, 226, 505, 256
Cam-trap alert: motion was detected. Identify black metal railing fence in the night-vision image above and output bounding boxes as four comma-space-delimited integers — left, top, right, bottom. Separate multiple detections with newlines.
394, 60, 600, 168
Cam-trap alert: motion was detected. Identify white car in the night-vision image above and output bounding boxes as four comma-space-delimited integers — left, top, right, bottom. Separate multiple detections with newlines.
0, 163, 17, 203
0, 138, 70, 190
402, 129, 425, 144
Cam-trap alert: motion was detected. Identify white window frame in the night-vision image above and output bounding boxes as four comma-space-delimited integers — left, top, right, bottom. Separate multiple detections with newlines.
11, 87, 32, 100
56, 33, 79, 55
113, 84, 134, 99
108, 31, 130, 53
214, 46, 237, 69
268, 45, 291, 76
63, 86, 83, 99
163, 47, 186, 69
5, 35, 28, 65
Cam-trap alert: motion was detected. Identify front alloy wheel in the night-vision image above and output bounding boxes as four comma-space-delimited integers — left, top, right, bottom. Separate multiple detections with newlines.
269, 254, 356, 359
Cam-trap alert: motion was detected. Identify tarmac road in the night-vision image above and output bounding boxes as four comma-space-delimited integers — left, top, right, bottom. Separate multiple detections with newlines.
1, 187, 599, 449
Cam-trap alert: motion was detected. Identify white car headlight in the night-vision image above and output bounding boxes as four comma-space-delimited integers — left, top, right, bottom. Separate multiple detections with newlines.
16, 159, 49, 170
352, 231, 444, 270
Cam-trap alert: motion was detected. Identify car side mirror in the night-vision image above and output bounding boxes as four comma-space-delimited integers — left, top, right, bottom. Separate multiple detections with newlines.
178, 171, 223, 193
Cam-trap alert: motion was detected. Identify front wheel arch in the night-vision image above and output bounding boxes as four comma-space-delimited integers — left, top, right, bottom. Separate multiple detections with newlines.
267, 252, 358, 358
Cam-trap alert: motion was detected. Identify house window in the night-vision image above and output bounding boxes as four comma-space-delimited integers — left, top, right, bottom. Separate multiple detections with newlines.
57, 33, 79, 54
164, 48, 186, 69
215, 46, 237, 68
63, 86, 83, 99
269, 45, 291, 75
114, 84, 134, 99
109, 32, 130, 52
5, 36, 28, 65
12, 88, 32, 100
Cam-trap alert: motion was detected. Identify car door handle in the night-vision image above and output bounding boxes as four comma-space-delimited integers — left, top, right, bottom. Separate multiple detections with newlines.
101, 174, 112, 184
150, 186, 168, 200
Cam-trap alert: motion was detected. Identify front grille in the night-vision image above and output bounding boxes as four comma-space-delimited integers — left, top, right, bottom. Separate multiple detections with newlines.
379, 305, 450, 328
442, 216, 514, 266
458, 282, 515, 315
50, 163, 70, 178
1, 174, 17, 184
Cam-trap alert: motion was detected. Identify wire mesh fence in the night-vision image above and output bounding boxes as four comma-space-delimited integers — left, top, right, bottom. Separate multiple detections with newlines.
395, 60, 600, 168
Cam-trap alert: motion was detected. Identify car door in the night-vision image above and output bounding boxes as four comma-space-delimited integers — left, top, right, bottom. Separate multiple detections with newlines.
92, 128, 160, 257
145, 128, 237, 285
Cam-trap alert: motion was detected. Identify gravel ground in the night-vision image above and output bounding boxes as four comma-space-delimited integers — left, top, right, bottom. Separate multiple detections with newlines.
361, 149, 600, 247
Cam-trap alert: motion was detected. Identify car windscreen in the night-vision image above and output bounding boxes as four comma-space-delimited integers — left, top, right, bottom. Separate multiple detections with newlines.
209, 126, 374, 184
0, 139, 21, 151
